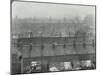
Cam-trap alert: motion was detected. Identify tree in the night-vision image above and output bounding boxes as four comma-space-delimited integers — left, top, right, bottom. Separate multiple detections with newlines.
74, 29, 87, 48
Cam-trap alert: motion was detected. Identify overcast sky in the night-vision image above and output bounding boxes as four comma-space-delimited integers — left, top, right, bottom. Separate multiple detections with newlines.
12, 1, 95, 19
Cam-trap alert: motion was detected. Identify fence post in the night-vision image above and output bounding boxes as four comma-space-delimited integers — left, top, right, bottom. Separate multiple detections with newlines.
73, 36, 76, 48
21, 57, 23, 74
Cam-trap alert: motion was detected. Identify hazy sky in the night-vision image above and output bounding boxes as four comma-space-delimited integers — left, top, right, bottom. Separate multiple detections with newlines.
12, 1, 95, 19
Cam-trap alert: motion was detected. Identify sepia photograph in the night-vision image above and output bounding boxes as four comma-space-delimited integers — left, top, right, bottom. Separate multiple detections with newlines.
11, 0, 96, 74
